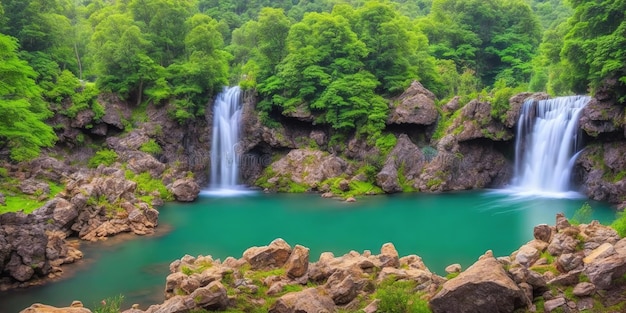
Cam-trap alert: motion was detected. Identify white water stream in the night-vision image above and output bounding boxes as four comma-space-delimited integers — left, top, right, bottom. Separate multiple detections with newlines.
510, 95, 590, 197
209, 86, 243, 190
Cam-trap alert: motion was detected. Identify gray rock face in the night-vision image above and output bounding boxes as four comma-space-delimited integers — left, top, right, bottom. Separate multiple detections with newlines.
576, 142, 626, 206
376, 134, 424, 193
579, 98, 624, 137
430, 252, 527, 313
387, 81, 438, 126
417, 138, 511, 192
584, 254, 626, 290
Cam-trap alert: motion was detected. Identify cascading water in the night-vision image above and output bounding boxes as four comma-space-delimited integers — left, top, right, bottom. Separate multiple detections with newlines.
511, 95, 590, 197
209, 86, 242, 190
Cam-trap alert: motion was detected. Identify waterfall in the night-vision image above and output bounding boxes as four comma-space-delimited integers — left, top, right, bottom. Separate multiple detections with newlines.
511, 95, 590, 196
209, 86, 242, 190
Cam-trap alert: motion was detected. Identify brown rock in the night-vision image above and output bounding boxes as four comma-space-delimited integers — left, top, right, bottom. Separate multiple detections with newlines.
573, 282, 596, 297
533, 224, 552, 242
285, 245, 309, 279
430, 252, 527, 313
269, 287, 336, 313
324, 269, 360, 305
19, 303, 92, 313
243, 238, 292, 270
445, 264, 462, 274
169, 178, 200, 202
379, 243, 400, 268
188, 281, 228, 309
543, 297, 566, 312
514, 244, 540, 267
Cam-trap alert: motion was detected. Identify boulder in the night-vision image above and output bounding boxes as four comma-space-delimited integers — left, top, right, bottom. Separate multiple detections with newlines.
379, 243, 400, 268
285, 245, 309, 279
188, 281, 228, 309
324, 269, 361, 305
430, 251, 527, 313
543, 297, 566, 312
19, 302, 92, 313
573, 282, 596, 297
514, 244, 540, 267
533, 224, 552, 242
269, 287, 336, 313
386, 81, 438, 126
583, 254, 626, 289
169, 178, 200, 202
243, 238, 292, 270
576, 142, 626, 204
266, 149, 348, 190
376, 134, 424, 193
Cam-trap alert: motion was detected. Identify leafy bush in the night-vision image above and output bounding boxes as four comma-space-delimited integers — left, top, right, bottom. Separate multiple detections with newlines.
375, 133, 397, 156
611, 211, 626, 238
93, 295, 124, 313
88, 149, 118, 168
374, 278, 432, 313
571, 202, 593, 225
140, 139, 163, 155
125, 170, 174, 202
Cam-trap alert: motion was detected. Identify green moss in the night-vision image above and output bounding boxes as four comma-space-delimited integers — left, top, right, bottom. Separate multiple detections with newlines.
125, 170, 173, 203
139, 139, 163, 155
0, 181, 65, 214
88, 149, 118, 168
375, 133, 397, 156
373, 278, 432, 313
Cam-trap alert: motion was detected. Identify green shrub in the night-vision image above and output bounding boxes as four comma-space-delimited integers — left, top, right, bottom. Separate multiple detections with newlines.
375, 133, 397, 156
140, 139, 163, 155
611, 211, 626, 238
125, 170, 174, 202
88, 149, 118, 168
93, 294, 124, 313
374, 278, 432, 313
571, 202, 593, 225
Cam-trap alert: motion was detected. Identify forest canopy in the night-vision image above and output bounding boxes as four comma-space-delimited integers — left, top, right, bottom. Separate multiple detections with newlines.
0, 0, 624, 160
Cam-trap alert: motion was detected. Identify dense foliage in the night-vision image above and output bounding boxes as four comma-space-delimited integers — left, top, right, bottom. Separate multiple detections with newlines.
0, 0, 624, 161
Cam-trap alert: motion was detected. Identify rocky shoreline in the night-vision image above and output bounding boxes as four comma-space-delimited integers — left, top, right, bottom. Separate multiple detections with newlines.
20, 214, 626, 313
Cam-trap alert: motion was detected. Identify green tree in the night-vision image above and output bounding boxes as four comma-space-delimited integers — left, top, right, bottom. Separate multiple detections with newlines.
90, 13, 163, 105
0, 34, 56, 161
561, 0, 626, 100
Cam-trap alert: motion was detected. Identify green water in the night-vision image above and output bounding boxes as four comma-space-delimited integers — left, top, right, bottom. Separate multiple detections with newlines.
0, 191, 617, 312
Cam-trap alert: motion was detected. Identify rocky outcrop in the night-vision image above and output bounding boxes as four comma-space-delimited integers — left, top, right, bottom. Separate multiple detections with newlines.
448, 99, 514, 142
580, 97, 625, 138
416, 135, 511, 191
376, 134, 425, 193
262, 149, 348, 191
575, 143, 626, 208
387, 81, 438, 126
